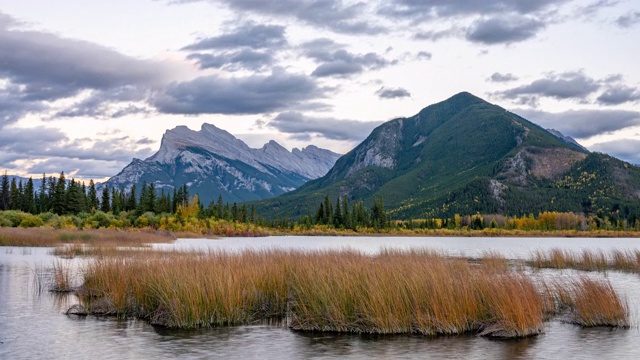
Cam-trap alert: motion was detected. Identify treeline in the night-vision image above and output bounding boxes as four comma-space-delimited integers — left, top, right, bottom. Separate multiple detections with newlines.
298, 195, 389, 230
0, 172, 190, 216
1, 171, 639, 234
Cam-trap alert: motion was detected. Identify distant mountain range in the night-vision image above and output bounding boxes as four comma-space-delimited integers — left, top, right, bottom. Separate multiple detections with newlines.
102, 123, 341, 204
4, 92, 639, 220
254, 92, 640, 219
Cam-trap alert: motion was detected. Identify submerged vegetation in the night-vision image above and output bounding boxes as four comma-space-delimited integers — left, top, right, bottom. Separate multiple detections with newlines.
60, 249, 630, 338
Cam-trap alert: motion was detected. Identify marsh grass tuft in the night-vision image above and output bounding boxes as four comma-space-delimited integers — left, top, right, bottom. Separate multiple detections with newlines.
65, 248, 631, 337
50, 260, 76, 292
530, 248, 640, 273
546, 277, 630, 328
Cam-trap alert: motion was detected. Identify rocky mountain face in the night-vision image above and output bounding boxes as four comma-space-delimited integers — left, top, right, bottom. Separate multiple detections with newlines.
256, 92, 640, 219
104, 123, 341, 204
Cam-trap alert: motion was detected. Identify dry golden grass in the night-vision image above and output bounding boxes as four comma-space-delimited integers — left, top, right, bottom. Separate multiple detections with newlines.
529, 248, 640, 273
66, 248, 630, 337
546, 277, 629, 328
50, 260, 75, 292
0, 227, 175, 248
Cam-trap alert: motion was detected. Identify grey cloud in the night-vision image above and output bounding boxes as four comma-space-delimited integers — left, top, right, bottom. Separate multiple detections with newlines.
0, 12, 19, 28
311, 62, 363, 78
179, 0, 385, 35
186, 49, 274, 71
303, 45, 397, 78
603, 74, 624, 83
136, 137, 156, 145
495, 72, 601, 104
27, 158, 129, 179
378, 0, 567, 19
0, 126, 153, 164
0, 23, 169, 97
466, 16, 545, 44
269, 112, 383, 141
0, 127, 67, 150
488, 72, 518, 82
514, 109, 640, 139
55, 86, 150, 119
0, 90, 47, 125
376, 87, 411, 99
182, 23, 287, 50
300, 38, 344, 60
416, 51, 432, 60
575, 0, 619, 17
414, 28, 460, 41
0, 13, 174, 122
616, 11, 640, 28
597, 85, 640, 105
590, 139, 640, 165
110, 106, 151, 119
154, 70, 324, 115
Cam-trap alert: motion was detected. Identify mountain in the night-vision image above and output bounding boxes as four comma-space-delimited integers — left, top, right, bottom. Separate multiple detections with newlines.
255, 92, 640, 219
103, 123, 341, 204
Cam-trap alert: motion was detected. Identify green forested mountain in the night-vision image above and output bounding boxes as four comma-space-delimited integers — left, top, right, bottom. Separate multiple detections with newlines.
255, 92, 640, 220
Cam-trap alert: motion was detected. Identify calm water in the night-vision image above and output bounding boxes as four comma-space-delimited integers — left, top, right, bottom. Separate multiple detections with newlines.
2, 236, 640, 360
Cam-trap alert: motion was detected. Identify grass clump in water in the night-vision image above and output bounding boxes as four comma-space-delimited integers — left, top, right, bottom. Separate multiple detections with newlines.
530, 248, 640, 273
546, 277, 629, 328
74, 248, 631, 338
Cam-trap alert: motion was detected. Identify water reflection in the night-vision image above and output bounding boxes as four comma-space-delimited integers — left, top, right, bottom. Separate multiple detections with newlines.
152, 236, 640, 258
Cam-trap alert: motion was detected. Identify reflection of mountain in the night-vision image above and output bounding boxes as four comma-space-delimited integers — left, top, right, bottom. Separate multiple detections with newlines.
103, 123, 341, 204
256, 92, 640, 219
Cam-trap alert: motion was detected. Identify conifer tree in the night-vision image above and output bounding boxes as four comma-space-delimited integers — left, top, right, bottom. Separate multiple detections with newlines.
100, 185, 111, 213
46, 176, 57, 211
333, 197, 342, 228
9, 178, 20, 210
323, 195, 333, 225
111, 188, 123, 214
87, 180, 98, 211
65, 179, 83, 214
342, 195, 351, 229
23, 177, 35, 213
241, 204, 248, 223
138, 181, 149, 213
216, 195, 224, 218
147, 182, 156, 213
126, 185, 137, 211
52, 172, 66, 215
37, 173, 48, 213
0, 172, 9, 210
315, 202, 325, 224
231, 202, 238, 221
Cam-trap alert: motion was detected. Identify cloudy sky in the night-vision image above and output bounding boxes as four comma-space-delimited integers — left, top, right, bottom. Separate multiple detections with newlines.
0, 0, 639, 181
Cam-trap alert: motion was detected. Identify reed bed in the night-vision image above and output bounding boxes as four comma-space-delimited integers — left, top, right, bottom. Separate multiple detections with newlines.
547, 277, 629, 328
0, 227, 174, 248
529, 248, 640, 273
69, 248, 631, 337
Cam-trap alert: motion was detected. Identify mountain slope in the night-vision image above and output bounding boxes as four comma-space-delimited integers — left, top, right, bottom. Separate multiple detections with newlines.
104, 123, 341, 204
255, 92, 640, 219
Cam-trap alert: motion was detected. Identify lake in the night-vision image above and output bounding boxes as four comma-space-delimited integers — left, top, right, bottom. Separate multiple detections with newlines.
1, 236, 640, 359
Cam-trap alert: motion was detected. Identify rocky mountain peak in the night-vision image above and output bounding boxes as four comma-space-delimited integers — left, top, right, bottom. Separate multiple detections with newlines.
106, 122, 342, 203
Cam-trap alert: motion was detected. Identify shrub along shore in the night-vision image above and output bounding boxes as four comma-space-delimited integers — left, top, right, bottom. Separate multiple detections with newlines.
60, 249, 630, 338
1, 217, 639, 250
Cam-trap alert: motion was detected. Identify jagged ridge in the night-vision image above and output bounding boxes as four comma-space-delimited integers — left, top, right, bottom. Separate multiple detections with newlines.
104, 123, 341, 204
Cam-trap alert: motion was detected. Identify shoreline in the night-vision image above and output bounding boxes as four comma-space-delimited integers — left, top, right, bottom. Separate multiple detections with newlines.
1, 226, 640, 248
